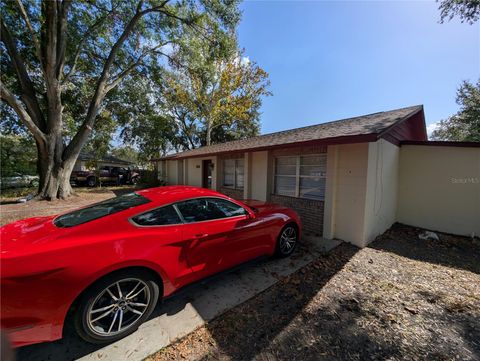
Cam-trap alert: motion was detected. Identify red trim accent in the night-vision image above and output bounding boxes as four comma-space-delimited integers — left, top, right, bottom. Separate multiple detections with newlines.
379, 107, 427, 145
400, 140, 480, 148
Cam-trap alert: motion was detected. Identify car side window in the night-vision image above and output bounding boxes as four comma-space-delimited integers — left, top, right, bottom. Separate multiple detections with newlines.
132, 205, 182, 226
175, 198, 247, 223
208, 198, 247, 217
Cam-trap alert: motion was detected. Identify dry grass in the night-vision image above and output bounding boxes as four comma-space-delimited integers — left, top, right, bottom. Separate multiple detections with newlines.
0, 186, 141, 226
146, 224, 480, 361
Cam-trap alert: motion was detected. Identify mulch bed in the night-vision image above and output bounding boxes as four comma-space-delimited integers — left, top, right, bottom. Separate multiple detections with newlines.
146, 224, 480, 361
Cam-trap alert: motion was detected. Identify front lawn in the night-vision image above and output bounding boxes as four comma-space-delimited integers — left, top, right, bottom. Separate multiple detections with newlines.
0, 186, 143, 226
147, 224, 480, 361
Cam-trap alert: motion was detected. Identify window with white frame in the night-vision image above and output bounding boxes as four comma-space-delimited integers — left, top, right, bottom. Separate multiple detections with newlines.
223, 159, 244, 189
274, 154, 327, 200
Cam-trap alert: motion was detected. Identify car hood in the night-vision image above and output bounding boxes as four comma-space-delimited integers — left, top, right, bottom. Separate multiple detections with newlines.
0, 216, 61, 256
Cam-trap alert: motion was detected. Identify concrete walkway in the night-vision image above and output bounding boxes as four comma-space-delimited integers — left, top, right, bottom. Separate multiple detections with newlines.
17, 238, 341, 361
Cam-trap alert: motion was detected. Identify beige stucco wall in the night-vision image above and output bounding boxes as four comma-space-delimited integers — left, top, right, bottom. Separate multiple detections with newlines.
157, 160, 166, 181
363, 139, 400, 245
185, 158, 202, 187
398, 145, 480, 237
323, 146, 338, 240
328, 143, 369, 247
323, 141, 400, 248
249, 151, 269, 201
166, 160, 178, 185
185, 156, 218, 189
176, 160, 184, 185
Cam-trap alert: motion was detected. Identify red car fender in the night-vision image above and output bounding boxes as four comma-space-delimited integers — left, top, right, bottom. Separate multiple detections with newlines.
67, 259, 174, 304
57, 259, 173, 337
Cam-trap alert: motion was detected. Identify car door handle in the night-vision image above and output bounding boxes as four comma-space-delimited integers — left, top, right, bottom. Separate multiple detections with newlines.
194, 233, 209, 239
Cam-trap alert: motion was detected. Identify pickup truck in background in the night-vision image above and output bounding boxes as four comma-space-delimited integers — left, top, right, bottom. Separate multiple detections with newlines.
70, 166, 140, 187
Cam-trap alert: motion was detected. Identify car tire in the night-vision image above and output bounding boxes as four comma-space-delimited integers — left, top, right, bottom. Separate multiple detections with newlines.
275, 224, 298, 258
74, 269, 160, 344
87, 177, 96, 187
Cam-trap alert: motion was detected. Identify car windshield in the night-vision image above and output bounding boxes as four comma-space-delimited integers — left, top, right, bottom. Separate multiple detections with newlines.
54, 193, 150, 228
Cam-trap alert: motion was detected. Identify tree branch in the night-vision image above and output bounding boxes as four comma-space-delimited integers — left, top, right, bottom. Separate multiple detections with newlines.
1, 82, 46, 143
173, 108, 196, 149
14, 0, 44, 70
65, 1, 170, 160
65, 0, 198, 160
43, 0, 57, 78
104, 43, 169, 93
56, 0, 71, 78
63, 4, 118, 83
0, 20, 45, 130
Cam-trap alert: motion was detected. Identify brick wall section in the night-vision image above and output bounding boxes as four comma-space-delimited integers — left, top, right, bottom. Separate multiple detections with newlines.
220, 187, 244, 199
270, 194, 324, 236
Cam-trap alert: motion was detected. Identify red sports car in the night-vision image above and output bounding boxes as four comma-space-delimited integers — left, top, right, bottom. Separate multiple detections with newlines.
0, 186, 301, 347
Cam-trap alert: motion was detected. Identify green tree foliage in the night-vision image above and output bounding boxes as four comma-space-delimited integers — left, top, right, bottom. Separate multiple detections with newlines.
111, 146, 140, 165
165, 52, 271, 146
163, 24, 271, 147
0, 135, 37, 177
111, 75, 181, 161
1, 0, 240, 199
431, 80, 480, 141
82, 110, 117, 170
438, 0, 480, 24
117, 31, 271, 160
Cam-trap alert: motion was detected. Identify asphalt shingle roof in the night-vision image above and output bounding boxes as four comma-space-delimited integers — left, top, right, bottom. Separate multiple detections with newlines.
159, 105, 423, 160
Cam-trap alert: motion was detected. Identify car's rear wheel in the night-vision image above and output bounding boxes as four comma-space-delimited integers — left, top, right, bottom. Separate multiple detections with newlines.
74, 270, 160, 344
275, 224, 298, 257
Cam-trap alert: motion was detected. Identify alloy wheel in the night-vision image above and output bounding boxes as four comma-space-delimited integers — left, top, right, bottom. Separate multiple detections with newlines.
279, 226, 297, 255
86, 278, 151, 337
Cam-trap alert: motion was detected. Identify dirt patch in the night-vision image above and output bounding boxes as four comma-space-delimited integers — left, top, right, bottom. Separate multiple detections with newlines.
0, 186, 140, 226
146, 224, 480, 361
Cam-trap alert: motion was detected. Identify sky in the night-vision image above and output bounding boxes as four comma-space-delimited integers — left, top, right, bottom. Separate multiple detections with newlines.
237, 0, 479, 136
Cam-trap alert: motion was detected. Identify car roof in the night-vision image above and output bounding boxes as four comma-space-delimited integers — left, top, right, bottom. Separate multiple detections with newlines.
136, 186, 229, 205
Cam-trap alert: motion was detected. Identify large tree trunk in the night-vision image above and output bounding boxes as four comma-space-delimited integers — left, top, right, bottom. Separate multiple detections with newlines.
38, 159, 75, 200
2, 1, 170, 200
36, 131, 76, 200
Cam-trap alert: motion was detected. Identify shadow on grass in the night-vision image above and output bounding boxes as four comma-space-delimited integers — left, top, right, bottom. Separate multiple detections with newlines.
194, 245, 391, 361
192, 237, 479, 361
369, 223, 480, 274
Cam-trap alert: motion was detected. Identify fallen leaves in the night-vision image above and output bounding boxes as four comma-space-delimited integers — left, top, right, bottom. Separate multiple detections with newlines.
147, 224, 480, 361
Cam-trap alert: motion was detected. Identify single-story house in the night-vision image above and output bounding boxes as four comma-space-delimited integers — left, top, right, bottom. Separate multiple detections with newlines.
73, 153, 134, 172
154, 105, 480, 247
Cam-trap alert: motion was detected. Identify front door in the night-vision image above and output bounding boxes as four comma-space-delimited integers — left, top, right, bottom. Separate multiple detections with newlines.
202, 160, 213, 189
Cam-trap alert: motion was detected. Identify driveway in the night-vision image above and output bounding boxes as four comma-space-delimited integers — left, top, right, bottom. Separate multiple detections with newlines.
16, 237, 341, 361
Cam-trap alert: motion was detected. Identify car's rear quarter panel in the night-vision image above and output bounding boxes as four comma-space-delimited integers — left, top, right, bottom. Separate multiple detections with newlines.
1, 215, 192, 346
